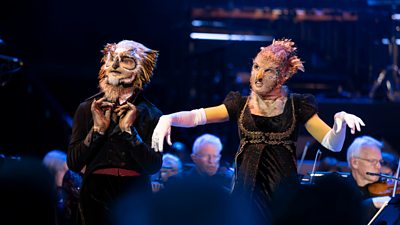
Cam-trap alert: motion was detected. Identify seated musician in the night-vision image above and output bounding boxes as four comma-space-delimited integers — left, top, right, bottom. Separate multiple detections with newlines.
346, 135, 392, 222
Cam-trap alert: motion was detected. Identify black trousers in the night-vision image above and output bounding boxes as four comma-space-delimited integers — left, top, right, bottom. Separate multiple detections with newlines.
79, 174, 151, 225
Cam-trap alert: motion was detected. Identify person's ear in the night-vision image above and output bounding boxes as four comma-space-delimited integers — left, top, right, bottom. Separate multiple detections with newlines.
351, 157, 359, 169
191, 154, 196, 162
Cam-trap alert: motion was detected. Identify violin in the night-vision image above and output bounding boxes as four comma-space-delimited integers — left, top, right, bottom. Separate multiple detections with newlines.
367, 172, 400, 197
368, 180, 400, 197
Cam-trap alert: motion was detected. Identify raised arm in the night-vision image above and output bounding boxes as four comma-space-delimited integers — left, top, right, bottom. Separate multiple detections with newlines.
305, 111, 365, 152
151, 104, 229, 152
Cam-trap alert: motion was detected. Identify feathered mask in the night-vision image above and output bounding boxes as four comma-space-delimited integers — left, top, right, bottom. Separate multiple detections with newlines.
256, 39, 304, 80
98, 40, 159, 90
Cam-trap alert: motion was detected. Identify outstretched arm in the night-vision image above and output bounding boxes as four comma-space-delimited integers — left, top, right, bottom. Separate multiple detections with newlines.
151, 104, 229, 152
305, 111, 365, 152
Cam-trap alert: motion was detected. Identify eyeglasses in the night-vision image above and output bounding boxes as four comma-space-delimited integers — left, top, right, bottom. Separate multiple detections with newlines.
105, 53, 137, 70
195, 154, 221, 161
355, 157, 384, 166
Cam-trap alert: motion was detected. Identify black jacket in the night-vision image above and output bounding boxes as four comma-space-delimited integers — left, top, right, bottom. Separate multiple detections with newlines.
67, 92, 162, 177
347, 174, 379, 222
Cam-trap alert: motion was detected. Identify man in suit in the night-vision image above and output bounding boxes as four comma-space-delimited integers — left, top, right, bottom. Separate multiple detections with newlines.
67, 40, 162, 225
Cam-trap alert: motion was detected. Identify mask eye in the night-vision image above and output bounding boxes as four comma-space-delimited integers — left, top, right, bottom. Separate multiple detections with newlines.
120, 56, 136, 70
253, 64, 259, 70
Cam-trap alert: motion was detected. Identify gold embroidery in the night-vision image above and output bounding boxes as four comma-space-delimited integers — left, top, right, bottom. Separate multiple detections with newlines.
239, 96, 296, 142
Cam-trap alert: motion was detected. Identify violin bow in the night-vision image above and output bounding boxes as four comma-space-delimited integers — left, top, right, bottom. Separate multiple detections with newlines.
391, 158, 400, 197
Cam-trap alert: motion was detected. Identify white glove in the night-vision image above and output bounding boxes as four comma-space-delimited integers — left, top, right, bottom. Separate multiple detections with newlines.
321, 111, 365, 152
151, 109, 207, 152
151, 115, 173, 152
333, 111, 365, 135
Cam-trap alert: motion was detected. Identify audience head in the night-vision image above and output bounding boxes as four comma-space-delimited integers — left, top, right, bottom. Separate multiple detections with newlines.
42, 149, 68, 187
272, 173, 365, 225
160, 153, 182, 182
191, 134, 223, 176
346, 136, 383, 186
318, 156, 341, 172
170, 141, 190, 163
0, 157, 57, 225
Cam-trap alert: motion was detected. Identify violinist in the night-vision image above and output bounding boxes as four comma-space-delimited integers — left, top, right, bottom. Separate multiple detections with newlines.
346, 136, 391, 221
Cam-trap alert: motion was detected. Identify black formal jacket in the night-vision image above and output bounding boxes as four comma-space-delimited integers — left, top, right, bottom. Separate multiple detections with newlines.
67, 92, 162, 178
347, 174, 379, 222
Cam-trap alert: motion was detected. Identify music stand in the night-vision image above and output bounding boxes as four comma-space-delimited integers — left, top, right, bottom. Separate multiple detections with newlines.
369, 195, 400, 225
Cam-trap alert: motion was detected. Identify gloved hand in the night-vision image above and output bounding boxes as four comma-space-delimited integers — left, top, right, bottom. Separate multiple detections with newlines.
322, 111, 365, 152
151, 109, 207, 152
151, 115, 173, 152
333, 111, 365, 134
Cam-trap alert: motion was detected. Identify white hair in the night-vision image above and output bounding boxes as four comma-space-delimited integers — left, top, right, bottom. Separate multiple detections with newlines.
192, 134, 223, 155
42, 150, 67, 176
162, 153, 182, 172
346, 136, 383, 163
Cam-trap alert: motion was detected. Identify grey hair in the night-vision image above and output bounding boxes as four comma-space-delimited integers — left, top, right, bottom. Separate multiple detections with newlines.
192, 133, 223, 155
346, 136, 383, 163
162, 153, 183, 173
42, 150, 67, 176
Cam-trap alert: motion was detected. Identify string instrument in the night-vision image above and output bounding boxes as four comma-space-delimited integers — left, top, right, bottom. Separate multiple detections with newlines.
367, 158, 400, 225
367, 158, 400, 197
367, 177, 400, 197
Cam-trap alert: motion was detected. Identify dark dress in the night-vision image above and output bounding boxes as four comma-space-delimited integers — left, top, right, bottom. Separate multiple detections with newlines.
223, 91, 317, 221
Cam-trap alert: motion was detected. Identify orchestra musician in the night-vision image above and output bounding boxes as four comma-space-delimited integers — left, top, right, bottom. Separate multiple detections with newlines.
346, 135, 392, 222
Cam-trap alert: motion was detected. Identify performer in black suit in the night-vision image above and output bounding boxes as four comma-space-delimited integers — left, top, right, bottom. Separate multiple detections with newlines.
67, 40, 162, 225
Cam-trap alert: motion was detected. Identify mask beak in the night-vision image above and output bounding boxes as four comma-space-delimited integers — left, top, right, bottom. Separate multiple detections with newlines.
256, 70, 264, 81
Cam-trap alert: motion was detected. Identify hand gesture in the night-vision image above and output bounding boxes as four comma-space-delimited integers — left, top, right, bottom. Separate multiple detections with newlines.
334, 111, 365, 134
151, 181, 164, 193
151, 115, 173, 152
91, 97, 113, 133
115, 102, 137, 133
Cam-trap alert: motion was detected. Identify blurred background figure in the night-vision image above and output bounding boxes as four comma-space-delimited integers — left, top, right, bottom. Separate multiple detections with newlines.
149, 134, 238, 225
42, 150, 68, 190
42, 149, 69, 225
0, 157, 57, 225
170, 141, 194, 171
318, 156, 342, 172
62, 169, 83, 225
42, 149, 83, 225
151, 153, 182, 193
165, 133, 234, 193
381, 151, 399, 177
272, 172, 365, 225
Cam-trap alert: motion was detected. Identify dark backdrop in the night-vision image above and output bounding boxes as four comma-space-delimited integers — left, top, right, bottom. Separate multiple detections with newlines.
1, 0, 399, 163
